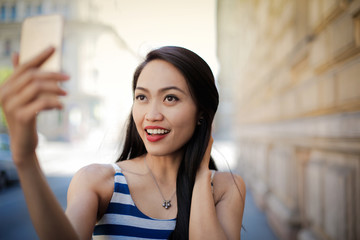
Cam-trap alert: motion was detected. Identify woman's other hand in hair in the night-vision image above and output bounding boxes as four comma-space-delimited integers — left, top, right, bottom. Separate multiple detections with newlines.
198, 136, 214, 176
0, 47, 69, 167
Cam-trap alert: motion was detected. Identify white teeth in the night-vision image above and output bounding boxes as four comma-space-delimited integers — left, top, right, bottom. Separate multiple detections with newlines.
146, 129, 170, 135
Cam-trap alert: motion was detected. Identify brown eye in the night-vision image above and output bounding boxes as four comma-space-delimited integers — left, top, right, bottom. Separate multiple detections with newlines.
135, 95, 146, 101
164, 95, 179, 102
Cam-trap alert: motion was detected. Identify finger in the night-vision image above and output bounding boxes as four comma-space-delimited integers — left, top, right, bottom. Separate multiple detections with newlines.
4, 81, 67, 113
12, 52, 19, 68
12, 70, 68, 96
0, 83, 8, 104
0, 70, 68, 106
14, 46, 55, 79
15, 96, 63, 124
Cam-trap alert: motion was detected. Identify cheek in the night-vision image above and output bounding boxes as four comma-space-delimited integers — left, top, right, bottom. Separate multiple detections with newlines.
171, 107, 197, 135
132, 106, 143, 132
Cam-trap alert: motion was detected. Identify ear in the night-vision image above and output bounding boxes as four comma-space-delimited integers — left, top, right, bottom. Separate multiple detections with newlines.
197, 112, 204, 125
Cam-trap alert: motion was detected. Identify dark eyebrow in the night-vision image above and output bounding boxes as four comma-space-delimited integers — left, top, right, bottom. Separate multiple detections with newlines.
160, 86, 186, 94
135, 87, 149, 92
135, 86, 186, 94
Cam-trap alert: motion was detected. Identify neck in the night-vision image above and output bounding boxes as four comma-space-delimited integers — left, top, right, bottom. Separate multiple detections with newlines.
145, 152, 182, 184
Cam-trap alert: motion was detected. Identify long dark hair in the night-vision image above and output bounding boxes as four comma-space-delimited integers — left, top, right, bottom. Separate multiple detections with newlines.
117, 46, 219, 239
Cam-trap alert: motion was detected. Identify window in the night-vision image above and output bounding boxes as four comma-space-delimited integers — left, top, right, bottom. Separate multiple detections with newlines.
10, 5, 16, 21
63, 4, 70, 18
0, 5, 6, 21
26, 4, 31, 17
37, 4, 42, 14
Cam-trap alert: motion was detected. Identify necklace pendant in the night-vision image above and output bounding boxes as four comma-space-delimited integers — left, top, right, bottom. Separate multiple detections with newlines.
162, 200, 171, 209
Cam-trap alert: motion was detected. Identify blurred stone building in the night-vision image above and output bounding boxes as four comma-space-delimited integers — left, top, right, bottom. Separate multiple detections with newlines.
0, 0, 136, 141
217, 0, 360, 240
0, 0, 217, 144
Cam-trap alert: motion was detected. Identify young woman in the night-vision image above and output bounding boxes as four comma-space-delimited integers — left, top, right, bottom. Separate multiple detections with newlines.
0, 46, 246, 239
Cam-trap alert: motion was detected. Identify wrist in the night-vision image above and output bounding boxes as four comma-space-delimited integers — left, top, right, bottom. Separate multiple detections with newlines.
195, 169, 211, 182
13, 152, 38, 170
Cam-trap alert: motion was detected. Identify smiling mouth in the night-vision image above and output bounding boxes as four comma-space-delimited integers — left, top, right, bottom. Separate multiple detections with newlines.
145, 129, 170, 135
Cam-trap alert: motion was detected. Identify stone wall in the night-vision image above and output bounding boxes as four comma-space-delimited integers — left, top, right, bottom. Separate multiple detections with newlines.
217, 0, 360, 239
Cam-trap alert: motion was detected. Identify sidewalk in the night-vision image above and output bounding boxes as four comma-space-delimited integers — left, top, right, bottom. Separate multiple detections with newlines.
241, 189, 279, 240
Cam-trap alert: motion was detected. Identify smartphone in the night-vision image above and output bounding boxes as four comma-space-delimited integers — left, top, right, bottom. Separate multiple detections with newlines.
19, 14, 64, 71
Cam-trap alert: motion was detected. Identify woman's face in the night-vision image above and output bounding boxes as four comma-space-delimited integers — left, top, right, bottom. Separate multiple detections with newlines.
132, 59, 198, 157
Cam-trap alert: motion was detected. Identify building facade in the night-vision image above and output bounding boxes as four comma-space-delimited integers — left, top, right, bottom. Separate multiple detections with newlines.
217, 0, 360, 240
0, 0, 135, 141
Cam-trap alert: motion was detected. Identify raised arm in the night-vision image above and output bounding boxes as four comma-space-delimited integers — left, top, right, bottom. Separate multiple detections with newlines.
189, 137, 246, 240
0, 48, 98, 239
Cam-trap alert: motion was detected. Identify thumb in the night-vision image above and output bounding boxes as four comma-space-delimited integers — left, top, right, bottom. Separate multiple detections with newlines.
12, 52, 19, 68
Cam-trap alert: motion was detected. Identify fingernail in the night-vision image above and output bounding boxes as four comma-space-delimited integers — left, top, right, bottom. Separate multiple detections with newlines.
61, 74, 70, 80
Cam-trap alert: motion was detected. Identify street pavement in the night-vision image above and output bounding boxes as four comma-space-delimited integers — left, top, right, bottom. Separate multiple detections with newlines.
0, 176, 72, 240
242, 189, 279, 240
0, 141, 279, 240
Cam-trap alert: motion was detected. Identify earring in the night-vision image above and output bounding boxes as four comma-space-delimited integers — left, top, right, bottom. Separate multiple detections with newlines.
197, 118, 204, 125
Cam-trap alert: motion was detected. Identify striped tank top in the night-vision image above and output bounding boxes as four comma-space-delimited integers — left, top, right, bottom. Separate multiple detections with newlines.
93, 163, 176, 239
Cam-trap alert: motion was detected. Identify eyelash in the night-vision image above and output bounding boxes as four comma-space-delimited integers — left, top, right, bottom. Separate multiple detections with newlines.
135, 94, 146, 101
134, 94, 179, 103
164, 95, 179, 102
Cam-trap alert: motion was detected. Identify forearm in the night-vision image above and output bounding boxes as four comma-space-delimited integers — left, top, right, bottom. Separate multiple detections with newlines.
16, 154, 79, 240
189, 170, 227, 240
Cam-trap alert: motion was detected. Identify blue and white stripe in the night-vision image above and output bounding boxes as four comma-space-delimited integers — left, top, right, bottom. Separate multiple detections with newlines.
93, 164, 176, 240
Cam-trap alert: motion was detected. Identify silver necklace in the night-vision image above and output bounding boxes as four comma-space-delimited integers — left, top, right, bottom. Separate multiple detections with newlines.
144, 157, 176, 209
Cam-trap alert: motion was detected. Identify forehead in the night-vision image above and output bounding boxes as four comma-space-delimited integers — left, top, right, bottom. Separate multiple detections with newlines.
136, 59, 189, 91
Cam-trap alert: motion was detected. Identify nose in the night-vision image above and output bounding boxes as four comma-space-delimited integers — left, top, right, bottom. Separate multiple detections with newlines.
145, 103, 164, 122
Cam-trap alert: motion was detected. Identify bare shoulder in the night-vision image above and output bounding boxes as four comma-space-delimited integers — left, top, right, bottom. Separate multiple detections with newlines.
72, 163, 114, 181
210, 172, 246, 239
117, 156, 146, 174
117, 159, 137, 170
213, 171, 246, 205
66, 163, 116, 235
69, 163, 115, 193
